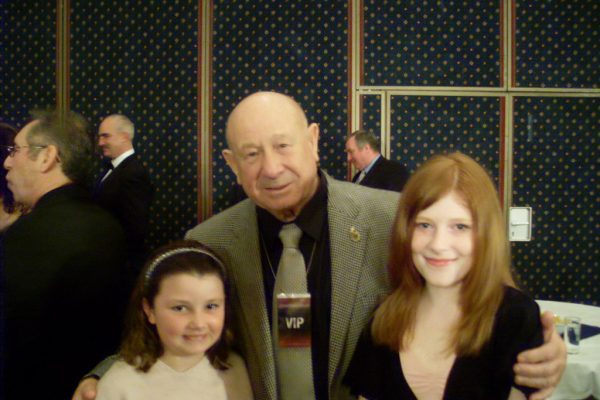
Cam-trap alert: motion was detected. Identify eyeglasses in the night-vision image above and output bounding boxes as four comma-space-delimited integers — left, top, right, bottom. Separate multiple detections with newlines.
2, 144, 48, 157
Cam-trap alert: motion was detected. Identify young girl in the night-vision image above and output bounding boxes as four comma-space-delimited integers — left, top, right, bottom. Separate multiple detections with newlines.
344, 152, 543, 399
96, 240, 253, 400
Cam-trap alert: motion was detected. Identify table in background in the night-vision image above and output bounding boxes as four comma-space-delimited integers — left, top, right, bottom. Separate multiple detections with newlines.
536, 300, 600, 400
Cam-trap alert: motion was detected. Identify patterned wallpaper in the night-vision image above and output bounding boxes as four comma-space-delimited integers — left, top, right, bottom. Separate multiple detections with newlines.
359, 94, 383, 137
69, 0, 199, 249
211, 0, 349, 212
515, 1, 599, 88
0, 1, 57, 127
1, 1, 597, 304
389, 95, 502, 182
512, 97, 599, 304
363, 0, 501, 86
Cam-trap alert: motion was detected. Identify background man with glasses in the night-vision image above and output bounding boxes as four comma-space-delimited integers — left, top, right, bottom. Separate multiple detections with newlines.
2, 110, 128, 400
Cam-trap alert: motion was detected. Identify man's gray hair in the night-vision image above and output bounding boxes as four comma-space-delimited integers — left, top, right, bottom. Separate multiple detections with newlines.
26, 109, 93, 185
106, 114, 135, 140
348, 129, 380, 152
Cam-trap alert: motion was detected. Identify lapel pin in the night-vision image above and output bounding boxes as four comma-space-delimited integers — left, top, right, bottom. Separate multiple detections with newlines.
350, 226, 361, 242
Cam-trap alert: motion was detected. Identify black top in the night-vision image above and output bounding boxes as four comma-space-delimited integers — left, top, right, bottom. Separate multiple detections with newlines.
352, 155, 409, 192
3, 184, 128, 400
257, 172, 331, 400
344, 286, 543, 400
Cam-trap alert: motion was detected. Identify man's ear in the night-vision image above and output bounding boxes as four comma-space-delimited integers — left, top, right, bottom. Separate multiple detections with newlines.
118, 131, 131, 145
307, 122, 320, 162
222, 149, 241, 184
142, 298, 156, 325
38, 145, 60, 173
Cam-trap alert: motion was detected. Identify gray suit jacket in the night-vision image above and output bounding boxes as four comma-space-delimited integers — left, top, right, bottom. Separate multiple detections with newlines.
186, 174, 399, 400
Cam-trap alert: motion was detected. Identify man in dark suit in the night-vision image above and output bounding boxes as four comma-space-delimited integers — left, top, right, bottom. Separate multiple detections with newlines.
346, 129, 409, 192
3, 110, 127, 400
94, 114, 153, 275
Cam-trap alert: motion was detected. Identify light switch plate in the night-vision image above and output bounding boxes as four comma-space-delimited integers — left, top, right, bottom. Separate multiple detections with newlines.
509, 207, 532, 242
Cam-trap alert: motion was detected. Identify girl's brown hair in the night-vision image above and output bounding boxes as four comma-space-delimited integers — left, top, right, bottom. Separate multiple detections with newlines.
119, 240, 232, 372
372, 152, 515, 356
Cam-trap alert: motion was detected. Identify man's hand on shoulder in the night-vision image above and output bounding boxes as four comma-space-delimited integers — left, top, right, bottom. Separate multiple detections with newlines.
514, 311, 567, 400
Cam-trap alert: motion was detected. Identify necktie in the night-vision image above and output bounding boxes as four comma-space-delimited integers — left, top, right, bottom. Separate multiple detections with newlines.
100, 161, 114, 183
272, 223, 315, 400
102, 159, 114, 171
355, 169, 366, 184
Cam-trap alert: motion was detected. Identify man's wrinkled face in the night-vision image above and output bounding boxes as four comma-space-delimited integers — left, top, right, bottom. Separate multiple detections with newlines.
223, 93, 320, 221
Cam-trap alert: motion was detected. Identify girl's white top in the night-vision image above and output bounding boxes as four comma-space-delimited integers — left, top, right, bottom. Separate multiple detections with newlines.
96, 352, 253, 400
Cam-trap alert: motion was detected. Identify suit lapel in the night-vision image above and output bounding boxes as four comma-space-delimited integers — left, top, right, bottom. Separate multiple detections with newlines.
225, 203, 277, 399
360, 156, 384, 186
96, 155, 133, 192
325, 176, 370, 386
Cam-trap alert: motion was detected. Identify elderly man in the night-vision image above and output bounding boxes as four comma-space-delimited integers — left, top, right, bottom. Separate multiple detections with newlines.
345, 129, 409, 192
3, 111, 127, 400
94, 114, 153, 274
74, 92, 565, 400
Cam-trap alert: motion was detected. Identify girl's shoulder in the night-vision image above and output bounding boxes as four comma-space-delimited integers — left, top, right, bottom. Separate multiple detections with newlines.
96, 360, 145, 399
497, 286, 540, 320
492, 285, 543, 348
101, 359, 140, 380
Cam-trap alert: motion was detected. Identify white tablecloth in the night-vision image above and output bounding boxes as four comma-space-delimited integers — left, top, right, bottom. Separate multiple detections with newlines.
536, 300, 600, 400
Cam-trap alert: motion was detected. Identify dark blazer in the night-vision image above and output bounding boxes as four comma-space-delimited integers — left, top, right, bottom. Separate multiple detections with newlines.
186, 174, 399, 399
3, 184, 128, 400
94, 154, 153, 272
352, 155, 409, 192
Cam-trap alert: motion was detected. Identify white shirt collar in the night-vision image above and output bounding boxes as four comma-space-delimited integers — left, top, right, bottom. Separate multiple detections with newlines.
362, 154, 381, 174
111, 149, 135, 169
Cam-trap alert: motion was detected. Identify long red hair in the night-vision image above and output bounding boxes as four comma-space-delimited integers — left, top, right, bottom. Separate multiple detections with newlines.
372, 152, 514, 355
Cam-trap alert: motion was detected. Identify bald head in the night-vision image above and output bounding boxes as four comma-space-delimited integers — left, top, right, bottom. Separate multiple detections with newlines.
225, 92, 308, 147
222, 91, 320, 221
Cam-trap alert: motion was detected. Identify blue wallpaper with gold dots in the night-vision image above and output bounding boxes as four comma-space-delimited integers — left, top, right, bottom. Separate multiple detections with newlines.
0, 1, 56, 127
70, 0, 199, 250
359, 94, 383, 137
515, 1, 599, 88
363, 0, 501, 86
512, 97, 599, 304
389, 95, 502, 182
0, 1, 597, 305
211, 0, 349, 213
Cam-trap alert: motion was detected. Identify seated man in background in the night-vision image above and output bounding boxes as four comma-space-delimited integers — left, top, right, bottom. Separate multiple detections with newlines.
345, 129, 409, 192
3, 110, 128, 400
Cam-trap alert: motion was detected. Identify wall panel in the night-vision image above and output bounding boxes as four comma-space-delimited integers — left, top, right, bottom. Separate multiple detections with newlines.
515, 1, 599, 88
0, 1, 56, 127
363, 0, 501, 86
390, 95, 502, 181
512, 97, 599, 304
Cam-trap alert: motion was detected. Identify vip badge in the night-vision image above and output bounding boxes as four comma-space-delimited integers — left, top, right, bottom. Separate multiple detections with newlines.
277, 293, 311, 348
